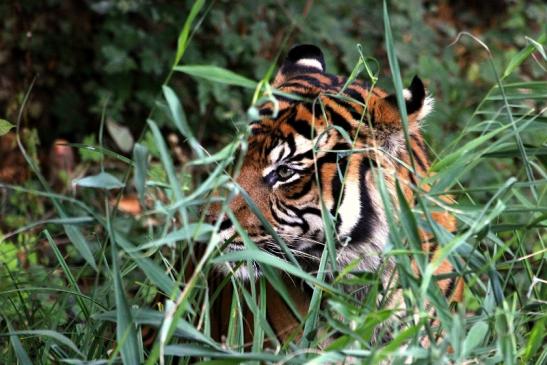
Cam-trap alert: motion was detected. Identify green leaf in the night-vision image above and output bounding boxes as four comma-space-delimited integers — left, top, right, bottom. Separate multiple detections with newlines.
72, 142, 134, 165
524, 318, 546, 362
72, 171, 125, 190
0, 118, 15, 136
109, 228, 140, 364
495, 300, 517, 365
3, 216, 93, 240
162, 85, 204, 158
133, 143, 149, 205
95, 308, 219, 349
147, 119, 183, 201
4, 330, 84, 357
174, 65, 257, 89
212, 249, 338, 293
114, 231, 179, 296
373, 322, 422, 363
503, 33, 546, 78
173, 0, 205, 66
106, 118, 134, 153
63, 224, 97, 271
186, 141, 237, 166
463, 321, 488, 356
525, 35, 547, 60
44, 229, 90, 319
164, 344, 283, 361
129, 223, 216, 251
3, 316, 32, 365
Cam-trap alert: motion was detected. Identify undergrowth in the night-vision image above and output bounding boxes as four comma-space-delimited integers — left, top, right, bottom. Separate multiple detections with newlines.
1, 1, 545, 364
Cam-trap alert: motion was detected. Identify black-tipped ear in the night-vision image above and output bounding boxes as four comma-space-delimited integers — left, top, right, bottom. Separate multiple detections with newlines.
273, 44, 325, 86
285, 44, 325, 72
385, 75, 426, 115
405, 75, 426, 114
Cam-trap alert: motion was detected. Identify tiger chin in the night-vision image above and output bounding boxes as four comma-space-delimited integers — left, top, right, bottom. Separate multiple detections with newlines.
208, 44, 460, 337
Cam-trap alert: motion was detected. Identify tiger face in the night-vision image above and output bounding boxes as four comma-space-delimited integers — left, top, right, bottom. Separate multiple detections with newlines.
211, 44, 434, 280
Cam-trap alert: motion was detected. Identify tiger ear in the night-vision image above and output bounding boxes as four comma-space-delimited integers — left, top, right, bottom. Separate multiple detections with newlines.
383, 76, 434, 122
272, 44, 325, 87
372, 76, 434, 153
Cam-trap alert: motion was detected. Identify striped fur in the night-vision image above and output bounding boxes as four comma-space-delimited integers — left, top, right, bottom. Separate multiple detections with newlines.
209, 44, 462, 342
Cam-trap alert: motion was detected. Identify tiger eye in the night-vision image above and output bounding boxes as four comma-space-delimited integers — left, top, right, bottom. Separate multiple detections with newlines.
276, 165, 295, 179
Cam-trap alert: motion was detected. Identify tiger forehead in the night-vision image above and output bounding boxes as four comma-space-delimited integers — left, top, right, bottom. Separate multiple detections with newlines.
255, 75, 373, 122
255, 72, 346, 117
281, 71, 342, 89
248, 73, 378, 162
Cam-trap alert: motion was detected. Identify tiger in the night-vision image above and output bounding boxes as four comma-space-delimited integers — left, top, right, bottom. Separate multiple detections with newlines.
207, 44, 463, 344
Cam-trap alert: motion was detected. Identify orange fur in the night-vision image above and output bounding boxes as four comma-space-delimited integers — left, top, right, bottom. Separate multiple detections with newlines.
207, 45, 462, 345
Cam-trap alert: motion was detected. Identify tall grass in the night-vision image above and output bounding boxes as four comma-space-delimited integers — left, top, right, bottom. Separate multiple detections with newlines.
1, 2, 545, 364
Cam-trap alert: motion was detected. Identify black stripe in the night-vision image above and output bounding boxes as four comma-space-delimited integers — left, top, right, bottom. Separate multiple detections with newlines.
344, 87, 364, 102
444, 276, 457, 298
315, 143, 350, 169
329, 157, 348, 231
413, 135, 431, 162
297, 206, 322, 219
274, 93, 314, 103
259, 107, 273, 116
290, 74, 331, 88
290, 149, 314, 163
274, 202, 310, 233
290, 118, 316, 138
285, 133, 296, 157
275, 199, 294, 217
325, 105, 353, 132
329, 96, 366, 122
282, 81, 316, 89
219, 219, 232, 231
348, 158, 376, 245
286, 178, 313, 200
410, 146, 428, 172
269, 203, 302, 228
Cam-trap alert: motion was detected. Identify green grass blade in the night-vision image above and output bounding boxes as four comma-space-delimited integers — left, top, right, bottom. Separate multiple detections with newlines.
147, 119, 183, 200
3, 330, 84, 357
44, 229, 90, 320
212, 249, 339, 294
107, 205, 140, 364
114, 231, 179, 296
163, 344, 283, 361
502, 32, 546, 78
3, 315, 32, 365
174, 65, 257, 89
173, 0, 205, 66
133, 143, 149, 205
162, 85, 205, 159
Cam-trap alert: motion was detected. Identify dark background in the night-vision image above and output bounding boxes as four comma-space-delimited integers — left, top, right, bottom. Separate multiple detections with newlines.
0, 0, 544, 178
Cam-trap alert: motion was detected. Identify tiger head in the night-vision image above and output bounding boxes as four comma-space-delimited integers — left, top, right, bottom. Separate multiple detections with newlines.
211, 44, 434, 279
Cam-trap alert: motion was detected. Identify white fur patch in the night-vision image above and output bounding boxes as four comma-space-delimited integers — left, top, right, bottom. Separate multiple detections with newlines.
272, 173, 300, 189
418, 95, 434, 120
337, 179, 361, 237
269, 144, 287, 163
295, 58, 323, 71
402, 89, 412, 101
218, 226, 235, 242
294, 135, 314, 154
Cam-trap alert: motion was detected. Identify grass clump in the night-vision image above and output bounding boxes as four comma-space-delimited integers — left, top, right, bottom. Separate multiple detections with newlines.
1, 2, 545, 364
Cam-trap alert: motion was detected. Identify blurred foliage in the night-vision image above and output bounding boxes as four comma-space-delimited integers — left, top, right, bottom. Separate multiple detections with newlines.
0, 1, 546, 363
1, 0, 544, 148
